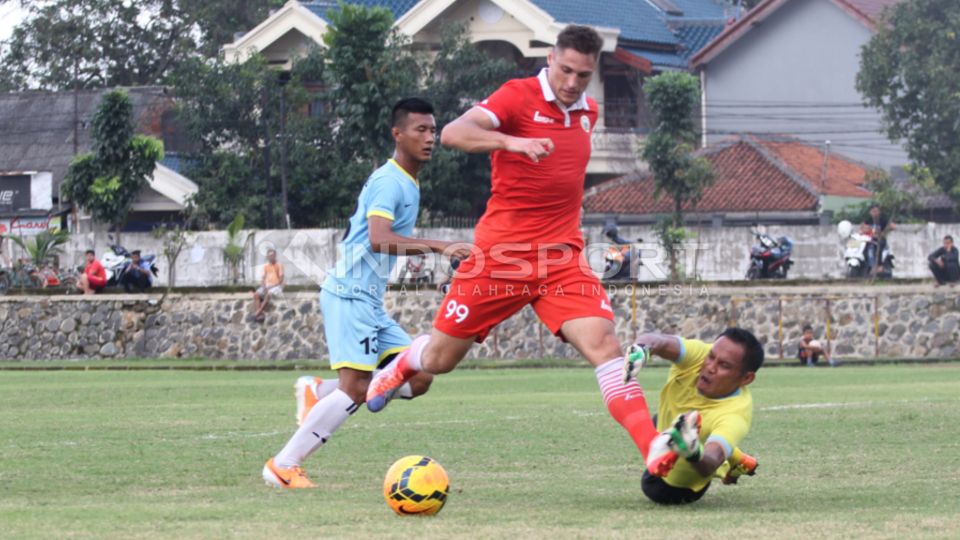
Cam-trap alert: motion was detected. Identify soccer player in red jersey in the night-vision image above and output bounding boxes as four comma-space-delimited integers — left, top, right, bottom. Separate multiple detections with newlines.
367, 25, 694, 475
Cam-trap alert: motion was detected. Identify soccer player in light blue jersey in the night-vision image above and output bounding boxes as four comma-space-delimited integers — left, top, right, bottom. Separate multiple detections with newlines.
263, 98, 471, 488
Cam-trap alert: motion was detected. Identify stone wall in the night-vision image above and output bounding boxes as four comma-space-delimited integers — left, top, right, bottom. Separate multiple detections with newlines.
5, 223, 956, 288
2, 283, 956, 361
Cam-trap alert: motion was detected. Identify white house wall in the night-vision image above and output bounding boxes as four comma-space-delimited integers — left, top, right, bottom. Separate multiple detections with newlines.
702, 0, 908, 169
30, 172, 53, 210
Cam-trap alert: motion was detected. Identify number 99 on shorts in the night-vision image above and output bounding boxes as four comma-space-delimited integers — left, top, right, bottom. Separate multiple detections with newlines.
443, 300, 470, 324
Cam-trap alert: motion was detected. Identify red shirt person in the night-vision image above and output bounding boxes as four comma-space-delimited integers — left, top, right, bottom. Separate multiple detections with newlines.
78, 250, 106, 295
368, 25, 673, 480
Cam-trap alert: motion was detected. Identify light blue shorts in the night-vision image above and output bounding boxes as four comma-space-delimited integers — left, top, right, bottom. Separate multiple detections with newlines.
320, 289, 411, 372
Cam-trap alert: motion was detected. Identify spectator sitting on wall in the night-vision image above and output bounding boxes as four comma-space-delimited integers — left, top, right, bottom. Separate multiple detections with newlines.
77, 249, 106, 295
928, 235, 959, 287
121, 250, 153, 293
798, 325, 834, 367
253, 248, 284, 322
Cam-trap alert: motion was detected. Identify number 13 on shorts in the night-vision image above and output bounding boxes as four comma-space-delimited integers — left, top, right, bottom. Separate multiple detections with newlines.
444, 300, 470, 324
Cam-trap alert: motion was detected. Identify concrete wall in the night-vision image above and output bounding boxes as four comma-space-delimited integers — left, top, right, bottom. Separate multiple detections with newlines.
701, 0, 908, 169
1, 284, 956, 361
14, 222, 953, 288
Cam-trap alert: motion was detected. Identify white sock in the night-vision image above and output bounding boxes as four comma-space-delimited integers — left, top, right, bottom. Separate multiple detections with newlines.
315, 378, 339, 400
274, 389, 358, 468
403, 334, 430, 372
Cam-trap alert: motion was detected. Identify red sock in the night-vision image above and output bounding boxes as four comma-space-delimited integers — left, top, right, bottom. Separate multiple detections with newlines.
596, 358, 658, 458
395, 350, 419, 380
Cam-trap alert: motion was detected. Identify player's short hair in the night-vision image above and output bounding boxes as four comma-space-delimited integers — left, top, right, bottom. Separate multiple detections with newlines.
719, 327, 764, 374
869, 203, 880, 211
945, 235, 954, 242
555, 25, 604, 58
85, 249, 95, 256
391, 97, 434, 128
802, 324, 813, 333
131, 250, 141, 256
267, 248, 276, 255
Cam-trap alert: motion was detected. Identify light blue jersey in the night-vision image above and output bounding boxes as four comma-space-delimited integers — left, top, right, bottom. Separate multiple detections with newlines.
322, 159, 420, 306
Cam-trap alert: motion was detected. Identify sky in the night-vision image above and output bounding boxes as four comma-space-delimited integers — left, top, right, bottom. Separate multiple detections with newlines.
0, 3, 25, 42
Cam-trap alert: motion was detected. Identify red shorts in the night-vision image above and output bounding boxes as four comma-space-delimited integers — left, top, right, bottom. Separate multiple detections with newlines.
87, 275, 106, 289
432, 246, 613, 342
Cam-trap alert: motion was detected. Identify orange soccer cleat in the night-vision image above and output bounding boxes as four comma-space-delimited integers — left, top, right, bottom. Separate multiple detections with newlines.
295, 376, 323, 426
723, 451, 758, 485
262, 458, 317, 489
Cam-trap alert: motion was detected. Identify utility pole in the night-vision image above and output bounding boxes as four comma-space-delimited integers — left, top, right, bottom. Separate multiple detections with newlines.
278, 72, 291, 229
262, 82, 274, 229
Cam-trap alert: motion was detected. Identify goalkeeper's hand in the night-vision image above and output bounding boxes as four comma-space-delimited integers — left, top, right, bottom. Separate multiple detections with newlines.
667, 411, 704, 462
623, 343, 649, 383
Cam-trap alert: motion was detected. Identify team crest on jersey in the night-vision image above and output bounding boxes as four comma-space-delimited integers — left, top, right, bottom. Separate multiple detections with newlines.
580, 115, 591, 133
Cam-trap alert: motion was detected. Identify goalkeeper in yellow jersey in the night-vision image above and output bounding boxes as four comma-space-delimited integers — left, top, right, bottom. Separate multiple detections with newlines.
626, 328, 762, 504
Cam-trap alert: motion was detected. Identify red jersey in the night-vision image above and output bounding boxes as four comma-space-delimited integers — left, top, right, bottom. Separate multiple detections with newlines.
475, 69, 597, 251
84, 259, 107, 287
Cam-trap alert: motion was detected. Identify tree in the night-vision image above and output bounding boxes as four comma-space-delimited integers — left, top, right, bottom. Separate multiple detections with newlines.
173, 6, 512, 228
0, 0, 283, 90
222, 214, 250, 284
152, 224, 191, 291
62, 90, 164, 236
419, 23, 513, 219
641, 72, 716, 280
5, 229, 70, 267
857, 0, 960, 205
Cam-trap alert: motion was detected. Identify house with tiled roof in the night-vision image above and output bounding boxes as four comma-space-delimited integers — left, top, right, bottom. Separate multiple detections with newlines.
690, 0, 908, 169
582, 134, 878, 225
222, 0, 734, 180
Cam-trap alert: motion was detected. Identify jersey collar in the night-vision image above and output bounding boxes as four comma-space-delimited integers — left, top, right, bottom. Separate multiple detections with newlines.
537, 67, 590, 112
388, 158, 419, 188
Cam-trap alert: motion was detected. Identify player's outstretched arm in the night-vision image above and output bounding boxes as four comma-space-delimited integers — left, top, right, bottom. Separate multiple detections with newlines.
634, 333, 683, 363
368, 216, 471, 259
689, 442, 727, 477
440, 107, 554, 162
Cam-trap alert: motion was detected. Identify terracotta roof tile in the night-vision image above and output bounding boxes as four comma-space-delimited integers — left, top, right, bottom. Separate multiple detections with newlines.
584, 135, 872, 215
752, 136, 872, 198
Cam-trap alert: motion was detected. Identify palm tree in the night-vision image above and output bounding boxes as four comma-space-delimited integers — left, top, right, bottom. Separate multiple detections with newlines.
6, 229, 70, 267
222, 214, 249, 284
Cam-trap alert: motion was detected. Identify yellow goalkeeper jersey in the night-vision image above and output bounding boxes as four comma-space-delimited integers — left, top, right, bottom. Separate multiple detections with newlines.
657, 337, 753, 492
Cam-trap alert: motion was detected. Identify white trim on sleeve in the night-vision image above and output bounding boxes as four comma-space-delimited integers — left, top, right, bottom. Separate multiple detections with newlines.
477, 105, 501, 129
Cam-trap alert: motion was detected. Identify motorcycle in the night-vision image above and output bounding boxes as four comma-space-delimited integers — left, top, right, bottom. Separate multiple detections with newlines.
837, 220, 894, 279
602, 223, 642, 281
399, 254, 434, 285
746, 227, 794, 280
101, 244, 159, 289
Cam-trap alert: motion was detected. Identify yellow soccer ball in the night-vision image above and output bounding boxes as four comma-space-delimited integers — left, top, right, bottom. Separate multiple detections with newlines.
383, 455, 449, 516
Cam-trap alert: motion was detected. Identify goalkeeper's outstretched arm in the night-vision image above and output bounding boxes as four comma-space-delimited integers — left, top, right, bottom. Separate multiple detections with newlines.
634, 333, 683, 363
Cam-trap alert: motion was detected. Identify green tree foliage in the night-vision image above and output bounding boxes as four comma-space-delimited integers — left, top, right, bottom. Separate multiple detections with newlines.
222, 214, 250, 284
62, 90, 164, 233
5, 229, 70, 266
174, 6, 511, 228
641, 72, 715, 280
420, 23, 513, 219
857, 0, 960, 205
0, 0, 282, 90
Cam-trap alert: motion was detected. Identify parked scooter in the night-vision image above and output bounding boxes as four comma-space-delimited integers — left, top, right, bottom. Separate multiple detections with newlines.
101, 244, 159, 288
602, 223, 642, 281
837, 220, 894, 279
746, 227, 794, 279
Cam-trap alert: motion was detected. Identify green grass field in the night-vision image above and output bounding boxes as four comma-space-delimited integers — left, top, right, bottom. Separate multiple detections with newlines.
2, 364, 959, 539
